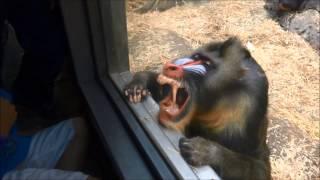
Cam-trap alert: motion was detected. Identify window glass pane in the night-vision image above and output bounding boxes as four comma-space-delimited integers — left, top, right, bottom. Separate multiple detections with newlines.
126, 1, 320, 180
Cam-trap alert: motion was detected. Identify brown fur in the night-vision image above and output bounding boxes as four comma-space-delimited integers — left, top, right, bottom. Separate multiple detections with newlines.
195, 94, 251, 132
162, 103, 196, 133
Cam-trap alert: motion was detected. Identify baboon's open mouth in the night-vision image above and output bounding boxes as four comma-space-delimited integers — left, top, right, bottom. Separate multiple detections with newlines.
157, 74, 190, 123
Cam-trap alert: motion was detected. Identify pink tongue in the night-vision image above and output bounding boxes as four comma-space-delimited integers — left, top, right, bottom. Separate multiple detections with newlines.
164, 105, 179, 115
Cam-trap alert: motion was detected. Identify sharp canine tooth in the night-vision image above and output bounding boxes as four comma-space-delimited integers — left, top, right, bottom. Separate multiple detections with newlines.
157, 74, 181, 87
157, 74, 182, 104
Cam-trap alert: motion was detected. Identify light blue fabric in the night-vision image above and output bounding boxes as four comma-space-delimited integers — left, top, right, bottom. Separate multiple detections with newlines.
3, 168, 88, 180
0, 89, 13, 103
17, 119, 75, 169
0, 88, 32, 179
0, 90, 80, 180
0, 127, 32, 179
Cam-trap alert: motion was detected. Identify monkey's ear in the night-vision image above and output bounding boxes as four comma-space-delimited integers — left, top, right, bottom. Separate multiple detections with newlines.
220, 37, 247, 64
220, 37, 244, 57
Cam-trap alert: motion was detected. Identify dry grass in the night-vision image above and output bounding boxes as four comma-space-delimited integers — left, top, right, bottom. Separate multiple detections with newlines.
270, 139, 319, 180
126, 0, 320, 179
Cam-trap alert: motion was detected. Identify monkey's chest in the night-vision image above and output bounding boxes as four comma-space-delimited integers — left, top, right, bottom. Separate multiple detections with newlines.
194, 110, 244, 131
193, 97, 248, 133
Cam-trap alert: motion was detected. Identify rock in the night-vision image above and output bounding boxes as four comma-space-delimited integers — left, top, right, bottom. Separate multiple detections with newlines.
301, 0, 320, 12
128, 29, 193, 72
280, 9, 320, 51
264, 0, 320, 53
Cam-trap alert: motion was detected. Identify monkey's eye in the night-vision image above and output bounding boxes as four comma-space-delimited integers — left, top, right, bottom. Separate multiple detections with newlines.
191, 53, 211, 62
206, 61, 217, 71
204, 61, 211, 65
191, 53, 201, 60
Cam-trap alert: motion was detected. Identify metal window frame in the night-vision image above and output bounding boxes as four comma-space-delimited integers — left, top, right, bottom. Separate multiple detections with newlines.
60, 0, 219, 179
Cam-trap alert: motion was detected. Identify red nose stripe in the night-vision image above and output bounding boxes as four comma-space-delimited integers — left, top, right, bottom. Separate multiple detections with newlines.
163, 59, 204, 78
163, 63, 184, 79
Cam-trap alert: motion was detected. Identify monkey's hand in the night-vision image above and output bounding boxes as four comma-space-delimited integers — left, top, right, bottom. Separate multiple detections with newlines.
179, 137, 221, 167
124, 82, 151, 104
